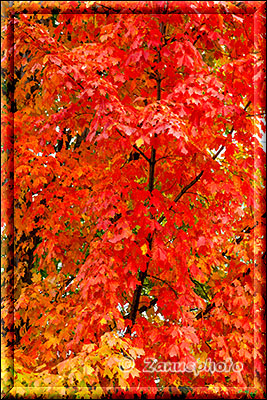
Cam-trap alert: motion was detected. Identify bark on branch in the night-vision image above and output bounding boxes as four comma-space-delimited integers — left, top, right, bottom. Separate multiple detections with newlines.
127, 51, 163, 330
147, 274, 179, 299
158, 101, 252, 225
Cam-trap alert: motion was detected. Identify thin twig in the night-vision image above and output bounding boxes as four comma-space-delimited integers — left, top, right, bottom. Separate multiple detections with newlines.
158, 100, 252, 225
147, 274, 179, 299
116, 128, 150, 163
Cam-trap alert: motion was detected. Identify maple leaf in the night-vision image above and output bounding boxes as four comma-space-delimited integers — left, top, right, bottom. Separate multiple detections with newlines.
168, 344, 180, 358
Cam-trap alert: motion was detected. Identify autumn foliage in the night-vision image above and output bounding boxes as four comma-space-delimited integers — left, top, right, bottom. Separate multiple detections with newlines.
1, 1, 266, 399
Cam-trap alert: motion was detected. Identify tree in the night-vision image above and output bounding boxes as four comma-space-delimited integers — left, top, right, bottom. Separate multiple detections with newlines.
1, 1, 266, 399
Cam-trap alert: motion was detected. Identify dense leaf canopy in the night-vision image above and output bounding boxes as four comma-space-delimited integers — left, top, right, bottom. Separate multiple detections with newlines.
1, 1, 266, 399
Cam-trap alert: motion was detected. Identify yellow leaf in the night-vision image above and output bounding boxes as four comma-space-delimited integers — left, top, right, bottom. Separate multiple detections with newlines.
77, 168, 83, 177
84, 365, 94, 375
92, 386, 104, 399
31, 273, 41, 283
82, 343, 95, 352
44, 336, 58, 349
141, 243, 148, 255
11, 388, 26, 397
55, 387, 67, 396
43, 55, 49, 64
35, 363, 47, 371
135, 138, 144, 148
198, 351, 208, 362
100, 318, 106, 325
103, 366, 114, 379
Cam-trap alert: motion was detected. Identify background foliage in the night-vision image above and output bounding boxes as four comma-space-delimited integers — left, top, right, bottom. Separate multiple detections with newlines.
1, 1, 266, 398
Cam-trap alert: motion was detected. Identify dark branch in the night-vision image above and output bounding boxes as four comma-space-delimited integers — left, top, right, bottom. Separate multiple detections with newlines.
116, 128, 150, 163
127, 33, 164, 331
133, 144, 151, 163
123, 296, 158, 320
196, 302, 215, 320
148, 147, 156, 193
147, 274, 179, 299
173, 170, 204, 204
158, 101, 252, 225
138, 297, 158, 314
